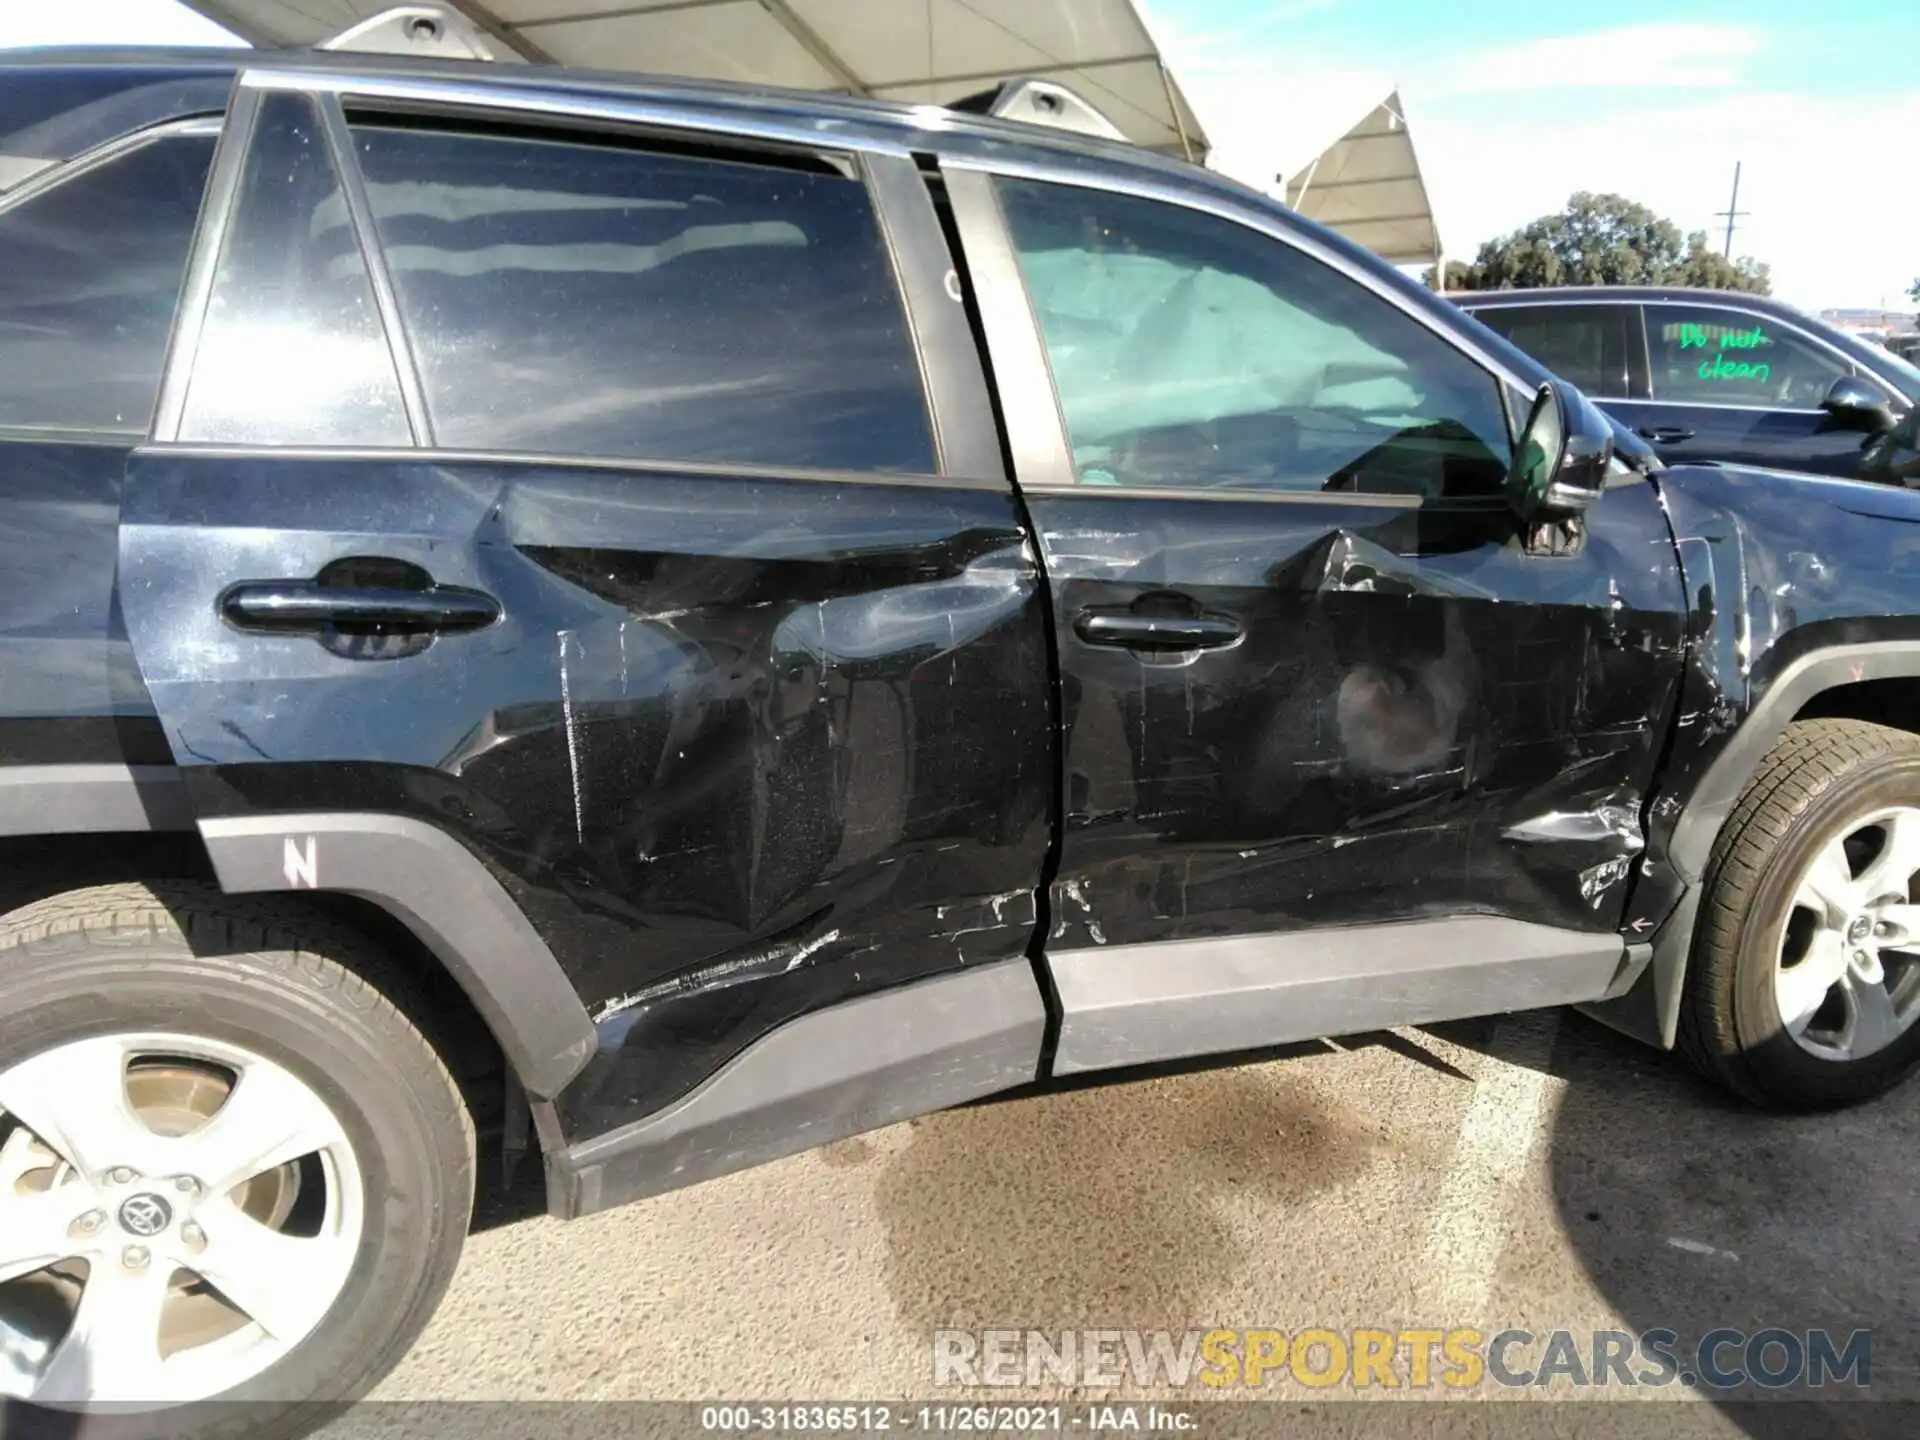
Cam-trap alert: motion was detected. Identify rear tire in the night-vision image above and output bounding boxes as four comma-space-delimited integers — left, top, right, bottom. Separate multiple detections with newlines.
0, 881, 473, 1439
1681, 719, 1920, 1110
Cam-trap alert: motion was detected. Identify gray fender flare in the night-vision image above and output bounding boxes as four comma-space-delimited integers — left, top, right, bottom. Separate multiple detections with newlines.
197, 813, 597, 1099
1611, 641, 1920, 1049
0, 770, 595, 1097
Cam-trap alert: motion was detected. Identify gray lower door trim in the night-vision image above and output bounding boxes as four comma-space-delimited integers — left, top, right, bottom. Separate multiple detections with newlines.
197, 812, 596, 1099
1046, 917, 1630, 1075
0, 764, 196, 835
547, 958, 1046, 1219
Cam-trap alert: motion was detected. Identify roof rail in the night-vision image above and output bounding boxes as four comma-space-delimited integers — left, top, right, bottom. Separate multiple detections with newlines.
948, 78, 1127, 143
318, 5, 497, 61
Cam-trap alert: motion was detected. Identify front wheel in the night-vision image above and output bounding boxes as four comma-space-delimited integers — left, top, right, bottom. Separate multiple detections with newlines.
0, 882, 474, 1437
1682, 719, 1920, 1109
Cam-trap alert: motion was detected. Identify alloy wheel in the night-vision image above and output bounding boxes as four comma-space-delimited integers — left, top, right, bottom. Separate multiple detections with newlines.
0, 1033, 364, 1406
1776, 806, 1920, 1061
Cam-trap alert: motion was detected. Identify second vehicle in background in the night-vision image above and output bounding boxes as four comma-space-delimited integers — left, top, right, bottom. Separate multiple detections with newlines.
1456, 286, 1920, 485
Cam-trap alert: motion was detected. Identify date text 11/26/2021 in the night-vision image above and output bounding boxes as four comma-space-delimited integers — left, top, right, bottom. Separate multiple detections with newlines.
701, 1406, 1197, 1432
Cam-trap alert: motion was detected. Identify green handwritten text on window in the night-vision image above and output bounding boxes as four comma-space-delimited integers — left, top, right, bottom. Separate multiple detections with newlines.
1675, 321, 1771, 383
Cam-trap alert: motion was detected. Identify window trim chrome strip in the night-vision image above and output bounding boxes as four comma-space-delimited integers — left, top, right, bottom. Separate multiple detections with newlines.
130, 441, 997, 494
0, 115, 224, 222
319, 94, 436, 448
1017, 482, 1423, 508
152, 85, 262, 445
1602, 398, 1830, 417
235, 66, 915, 161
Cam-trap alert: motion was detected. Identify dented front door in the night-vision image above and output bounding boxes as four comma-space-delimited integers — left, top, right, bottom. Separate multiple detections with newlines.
947, 165, 1693, 954
1033, 482, 1691, 950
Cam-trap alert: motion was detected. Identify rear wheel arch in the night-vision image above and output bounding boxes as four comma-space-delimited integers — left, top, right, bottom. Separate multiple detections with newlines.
0, 766, 593, 1105
193, 812, 596, 1102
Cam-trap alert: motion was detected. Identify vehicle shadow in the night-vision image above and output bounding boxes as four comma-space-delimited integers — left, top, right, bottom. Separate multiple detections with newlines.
471, 1141, 548, 1234
0, 1399, 83, 1439
1428, 1008, 1920, 1438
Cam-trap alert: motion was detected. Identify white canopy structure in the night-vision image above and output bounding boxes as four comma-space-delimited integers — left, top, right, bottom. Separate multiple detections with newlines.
1283, 91, 1439, 267
182, 0, 1209, 159
1205, 79, 1442, 271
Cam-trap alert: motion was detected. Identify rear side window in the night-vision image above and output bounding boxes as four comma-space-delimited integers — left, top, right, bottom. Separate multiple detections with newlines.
179, 92, 412, 446
1646, 303, 1847, 409
0, 129, 215, 435
346, 122, 935, 474
1468, 304, 1633, 400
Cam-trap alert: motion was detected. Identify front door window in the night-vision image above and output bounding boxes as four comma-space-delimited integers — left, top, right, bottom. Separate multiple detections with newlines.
993, 178, 1513, 500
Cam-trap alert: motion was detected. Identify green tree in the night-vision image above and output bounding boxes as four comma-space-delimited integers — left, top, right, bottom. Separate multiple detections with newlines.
1448, 191, 1770, 295
1675, 236, 1771, 294
1909, 277, 1920, 304
1424, 259, 1474, 291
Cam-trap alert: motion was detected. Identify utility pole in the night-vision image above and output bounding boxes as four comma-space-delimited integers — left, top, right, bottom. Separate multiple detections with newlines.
1715, 162, 1748, 258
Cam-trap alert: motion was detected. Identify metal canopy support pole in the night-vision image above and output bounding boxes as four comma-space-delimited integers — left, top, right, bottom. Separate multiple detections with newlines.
1288, 154, 1321, 210
446, 1, 556, 63
758, 0, 869, 95
1156, 62, 1193, 163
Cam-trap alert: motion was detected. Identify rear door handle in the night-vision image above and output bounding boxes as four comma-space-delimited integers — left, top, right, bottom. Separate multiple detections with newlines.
221, 581, 501, 635
1637, 425, 1695, 444
1074, 609, 1242, 653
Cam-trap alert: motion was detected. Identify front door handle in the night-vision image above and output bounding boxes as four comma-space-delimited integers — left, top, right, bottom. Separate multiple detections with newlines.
1074, 609, 1242, 653
1637, 425, 1695, 444
221, 581, 501, 635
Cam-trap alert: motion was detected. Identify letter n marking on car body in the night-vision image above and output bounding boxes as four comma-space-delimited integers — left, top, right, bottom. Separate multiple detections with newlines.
283, 836, 318, 889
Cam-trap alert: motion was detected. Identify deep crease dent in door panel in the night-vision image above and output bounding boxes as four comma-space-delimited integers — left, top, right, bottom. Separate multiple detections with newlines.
120, 453, 1053, 1135
1034, 481, 1693, 952
115, 83, 1057, 1135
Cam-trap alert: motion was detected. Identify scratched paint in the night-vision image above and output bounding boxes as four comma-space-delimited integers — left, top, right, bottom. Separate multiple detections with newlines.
1624, 461, 1920, 944
1023, 473, 1691, 950
1578, 855, 1636, 907
556, 629, 586, 844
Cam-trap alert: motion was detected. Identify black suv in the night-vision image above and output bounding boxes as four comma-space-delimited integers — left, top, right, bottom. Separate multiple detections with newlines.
7, 12, 1920, 1432
1458, 286, 1920, 482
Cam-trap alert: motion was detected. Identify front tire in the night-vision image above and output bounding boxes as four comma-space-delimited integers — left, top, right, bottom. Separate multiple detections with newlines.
1681, 719, 1920, 1110
0, 882, 473, 1438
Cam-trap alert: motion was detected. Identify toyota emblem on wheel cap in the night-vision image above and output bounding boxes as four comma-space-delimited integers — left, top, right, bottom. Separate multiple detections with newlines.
118, 1193, 173, 1238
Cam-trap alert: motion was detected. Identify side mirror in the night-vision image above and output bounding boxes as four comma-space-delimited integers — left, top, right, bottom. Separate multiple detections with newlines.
1822, 374, 1897, 434
1509, 382, 1610, 517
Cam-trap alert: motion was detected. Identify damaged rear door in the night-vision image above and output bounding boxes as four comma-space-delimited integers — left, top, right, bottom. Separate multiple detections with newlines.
946, 165, 1691, 962
117, 73, 1052, 1124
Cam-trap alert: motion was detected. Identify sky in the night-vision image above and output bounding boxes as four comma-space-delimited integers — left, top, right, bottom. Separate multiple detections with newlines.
1147, 0, 1920, 311
0, 0, 1912, 312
